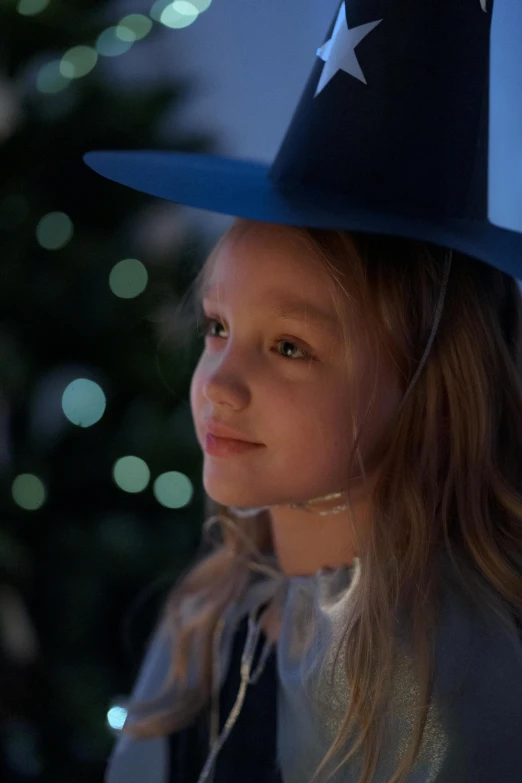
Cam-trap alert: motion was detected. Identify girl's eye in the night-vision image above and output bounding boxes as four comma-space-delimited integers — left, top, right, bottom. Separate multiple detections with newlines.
198, 315, 313, 362
199, 315, 225, 340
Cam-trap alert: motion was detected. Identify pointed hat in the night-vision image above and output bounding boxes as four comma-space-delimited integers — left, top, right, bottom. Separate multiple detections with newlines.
84, 0, 522, 278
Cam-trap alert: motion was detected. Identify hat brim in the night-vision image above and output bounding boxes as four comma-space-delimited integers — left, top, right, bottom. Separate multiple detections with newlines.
84, 150, 522, 280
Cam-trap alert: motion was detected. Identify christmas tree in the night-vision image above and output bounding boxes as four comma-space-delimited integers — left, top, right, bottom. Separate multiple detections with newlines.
0, 1, 216, 780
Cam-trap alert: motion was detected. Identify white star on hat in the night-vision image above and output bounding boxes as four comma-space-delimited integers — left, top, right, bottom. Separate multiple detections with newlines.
315, 2, 382, 96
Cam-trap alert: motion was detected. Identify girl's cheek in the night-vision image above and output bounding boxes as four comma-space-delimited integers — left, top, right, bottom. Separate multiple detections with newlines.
189, 363, 204, 413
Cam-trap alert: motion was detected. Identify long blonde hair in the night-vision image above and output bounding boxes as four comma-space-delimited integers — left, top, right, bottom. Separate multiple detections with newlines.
120, 220, 522, 783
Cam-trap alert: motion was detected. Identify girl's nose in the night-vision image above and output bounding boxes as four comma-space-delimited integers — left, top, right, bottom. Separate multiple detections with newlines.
202, 353, 251, 408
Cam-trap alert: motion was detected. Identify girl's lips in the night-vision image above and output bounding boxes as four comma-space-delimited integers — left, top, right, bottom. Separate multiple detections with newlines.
204, 433, 265, 456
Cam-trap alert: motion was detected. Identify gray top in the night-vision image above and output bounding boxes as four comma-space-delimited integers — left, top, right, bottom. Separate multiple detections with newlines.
106, 555, 522, 783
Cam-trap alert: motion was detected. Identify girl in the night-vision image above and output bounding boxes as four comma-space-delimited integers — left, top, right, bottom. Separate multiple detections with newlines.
85, 1, 522, 781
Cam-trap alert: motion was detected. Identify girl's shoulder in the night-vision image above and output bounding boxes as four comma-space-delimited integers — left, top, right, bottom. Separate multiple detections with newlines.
413, 570, 522, 781
434, 559, 522, 691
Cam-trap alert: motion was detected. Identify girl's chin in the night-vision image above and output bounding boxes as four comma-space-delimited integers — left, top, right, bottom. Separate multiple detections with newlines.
206, 493, 268, 510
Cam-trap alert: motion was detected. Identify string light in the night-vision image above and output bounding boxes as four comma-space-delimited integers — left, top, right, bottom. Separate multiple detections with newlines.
153, 471, 193, 508
60, 46, 98, 79
36, 212, 73, 250
109, 259, 148, 299
96, 26, 134, 57
62, 379, 106, 428
36, 61, 69, 95
160, 3, 199, 30
16, 0, 50, 17
113, 457, 151, 494
118, 14, 153, 42
34, 1, 212, 94
12, 474, 47, 511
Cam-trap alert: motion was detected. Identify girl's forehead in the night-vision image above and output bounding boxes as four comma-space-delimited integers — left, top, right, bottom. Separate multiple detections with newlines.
201, 227, 364, 345
204, 222, 335, 294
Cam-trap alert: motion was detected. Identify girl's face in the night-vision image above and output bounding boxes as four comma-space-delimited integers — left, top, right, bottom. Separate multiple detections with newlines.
190, 222, 401, 511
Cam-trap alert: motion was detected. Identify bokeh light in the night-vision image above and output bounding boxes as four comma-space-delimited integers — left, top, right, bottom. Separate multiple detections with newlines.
96, 27, 134, 57
12, 474, 47, 511
117, 14, 153, 42
153, 471, 193, 508
62, 379, 106, 428
113, 456, 151, 494
150, 0, 202, 27
160, 2, 199, 29
109, 258, 148, 299
173, 1, 199, 13
185, 0, 212, 11
36, 61, 70, 94
60, 46, 98, 79
107, 701, 128, 734
17, 0, 50, 16
149, 0, 172, 22
36, 212, 74, 250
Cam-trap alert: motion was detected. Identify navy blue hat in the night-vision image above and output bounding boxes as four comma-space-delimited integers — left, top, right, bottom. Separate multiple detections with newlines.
84, 0, 522, 279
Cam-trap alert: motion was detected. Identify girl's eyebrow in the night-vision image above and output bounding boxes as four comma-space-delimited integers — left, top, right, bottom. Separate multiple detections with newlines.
201, 285, 340, 335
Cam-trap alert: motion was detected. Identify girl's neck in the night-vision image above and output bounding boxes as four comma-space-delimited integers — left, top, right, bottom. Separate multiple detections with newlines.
268, 501, 366, 576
